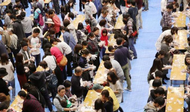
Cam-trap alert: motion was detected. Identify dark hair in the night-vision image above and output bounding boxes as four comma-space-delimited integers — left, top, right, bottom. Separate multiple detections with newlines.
150, 58, 163, 74
60, 99, 67, 107
48, 9, 54, 15
94, 99, 105, 112
152, 79, 162, 87
21, 42, 28, 47
116, 38, 123, 45
23, 83, 31, 92
174, 3, 179, 8
102, 55, 110, 61
82, 41, 88, 46
74, 44, 83, 54
108, 46, 115, 52
164, 35, 173, 45
85, 19, 90, 24
154, 87, 165, 95
0, 93, 7, 102
39, 61, 48, 69
88, 32, 95, 38
101, 90, 109, 98
82, 0, 87, 2
107, 71, 118, 84
28, 63, 36, 73
16, 53, 23, 64
155, 51, 165, 58
123, 12, 130, 19
18, 91, 27, 98
93, 27, 99, 32
10, 15, 16, 19
63, 19, 70, 27
20, 11, 26, 20
0, 101, 9, 111
104, 61, 112, 69
6, 10, 12, 14
185, 54, 190, 65
60, 26, 69, 32
49, 28, 56, 34
166, 4, 173, 9
155, 71, 163, 78
0, 53, 9, 65
171, 27, 178, 35
154, 96, 165, 106
102, 29, 108, 35
77, 22, 84, 30
99, 19, 107, 27
63, 80, 72, 88
68, 12, 74, 19
81, 49, 90, 55
130, 1, 136, 6
33, 28, 40, 33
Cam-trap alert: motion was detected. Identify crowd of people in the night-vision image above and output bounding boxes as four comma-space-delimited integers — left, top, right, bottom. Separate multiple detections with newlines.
144, 0, 190, 112
0, 0, 150, 111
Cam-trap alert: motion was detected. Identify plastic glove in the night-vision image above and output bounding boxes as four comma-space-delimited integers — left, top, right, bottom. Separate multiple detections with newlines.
91, 54, 97, 60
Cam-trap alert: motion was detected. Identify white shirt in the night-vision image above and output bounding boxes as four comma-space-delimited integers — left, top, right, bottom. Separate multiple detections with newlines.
30, 37, 41, 55
109, 80, 123, 103
161, 0, 167, 12
56, 42, 72, 55
43, 56, 57, 71
89, 1, 97, 14
155, 29, 171, 51
0, 61, 14, 81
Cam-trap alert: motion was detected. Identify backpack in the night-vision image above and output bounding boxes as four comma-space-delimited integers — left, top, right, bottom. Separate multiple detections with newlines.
37, 12, 44, 26
78, 30, 87, 44
47, 73, 58, 88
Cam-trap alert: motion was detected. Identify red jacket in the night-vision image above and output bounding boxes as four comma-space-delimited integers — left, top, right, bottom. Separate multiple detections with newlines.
86, 24, 91, 33
52, 15, 61, 33
100, 30, 108, 46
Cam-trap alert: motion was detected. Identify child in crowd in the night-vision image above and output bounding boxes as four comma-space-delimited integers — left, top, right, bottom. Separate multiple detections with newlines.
100, 29, 108, 59
85, 19, 91, 33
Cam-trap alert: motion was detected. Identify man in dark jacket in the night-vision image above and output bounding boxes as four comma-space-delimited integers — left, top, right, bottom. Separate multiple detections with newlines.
114, 38, 132, 91
71, 66, 86, 102
28, 63, 53, 112
10, 14, 25, 49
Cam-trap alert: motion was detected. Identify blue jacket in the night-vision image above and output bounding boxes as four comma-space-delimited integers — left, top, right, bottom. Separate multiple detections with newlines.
114, 46, 132, 67
63, 32, 76, 54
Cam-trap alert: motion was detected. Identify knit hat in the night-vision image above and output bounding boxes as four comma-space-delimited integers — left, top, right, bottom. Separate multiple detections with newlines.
57, 85, 65, 92
92, 84, 103, 90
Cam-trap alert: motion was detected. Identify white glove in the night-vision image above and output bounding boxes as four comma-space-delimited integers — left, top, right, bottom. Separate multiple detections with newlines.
91, 54, 97, 60
8, 86, 12, 90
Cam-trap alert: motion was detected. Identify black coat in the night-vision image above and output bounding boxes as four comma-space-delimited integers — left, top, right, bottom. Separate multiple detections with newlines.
0, 78, 9, 95
12, 20, 25, 41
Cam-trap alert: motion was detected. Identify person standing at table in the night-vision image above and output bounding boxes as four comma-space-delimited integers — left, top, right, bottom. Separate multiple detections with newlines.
114, 38, 132, 91
92, 84, 120, 112
0, 68, 10, 102
0, 54, 15, 100
123, 13, 137, 59
18, 91, 44, 112
28, 28, 41, 67
71, 66, 86, 102
160, 4, 173, 29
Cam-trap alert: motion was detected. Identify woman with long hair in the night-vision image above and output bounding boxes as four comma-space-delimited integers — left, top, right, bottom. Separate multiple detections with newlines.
15, 53, 27, 88
0, 53, 15, 99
